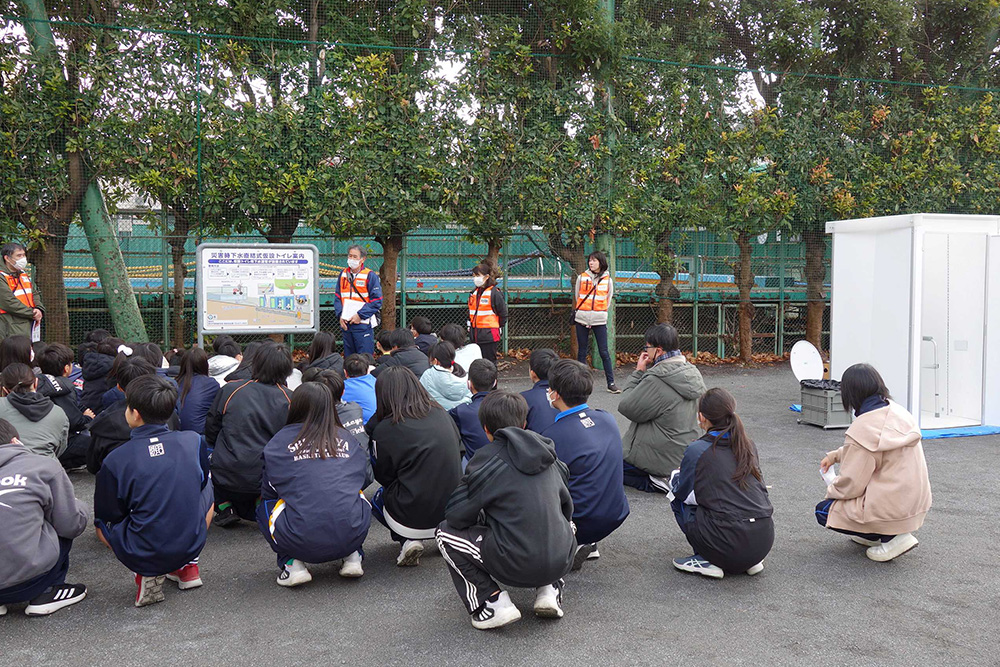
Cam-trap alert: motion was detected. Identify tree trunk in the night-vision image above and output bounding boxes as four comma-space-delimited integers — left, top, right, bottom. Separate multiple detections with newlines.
263, 211, 300, 244
486, 238, 502, 267
168, 209, 191, 348
735, 232, 755, 363
30, 227, 70, 344
377, 233, 402, 330
653, 238, 680, 325
803, 229, 827, 350
548, 232, 587, 358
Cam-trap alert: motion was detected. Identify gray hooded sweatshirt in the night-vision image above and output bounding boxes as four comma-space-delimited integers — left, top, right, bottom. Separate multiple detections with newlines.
0, 393, 69, 460
618, 357, 706, 477
0, 442, 88, 588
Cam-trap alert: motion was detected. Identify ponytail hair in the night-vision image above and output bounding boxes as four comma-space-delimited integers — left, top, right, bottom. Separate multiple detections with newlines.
1, 363, 36, 395
698, 387, 762, 488
472, 258, 498, 287
430, 341, 466, 378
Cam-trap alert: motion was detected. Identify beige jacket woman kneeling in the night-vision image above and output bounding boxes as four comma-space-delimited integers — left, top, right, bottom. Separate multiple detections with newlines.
817, 363, 932, 562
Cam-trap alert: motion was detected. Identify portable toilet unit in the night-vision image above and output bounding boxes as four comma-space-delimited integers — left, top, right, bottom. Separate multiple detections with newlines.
826, 213, 1000, 431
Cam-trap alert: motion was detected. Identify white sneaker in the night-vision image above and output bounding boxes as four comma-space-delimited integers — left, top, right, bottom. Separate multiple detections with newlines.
588, 545, 601, 560
746, 561, 764, 576
866, 533, 919, 562
672, 554, 724, 579
25, 583, 88, 615
277, 559, 312, 587
396, 539, 424, 566
850, 535, 882, 547
0, 604, 6, 616
471, 591, 521, 630
533, 581, 565, 619
338, 551, 364, 578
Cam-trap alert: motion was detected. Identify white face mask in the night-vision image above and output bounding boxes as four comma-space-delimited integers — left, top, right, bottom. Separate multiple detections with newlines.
12, 257, 27, 271
347, 258, 361, 271
546, 389, 556, 410
473, 275, 486, 287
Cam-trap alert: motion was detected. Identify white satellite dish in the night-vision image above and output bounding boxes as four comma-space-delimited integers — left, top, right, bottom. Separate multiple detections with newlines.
790, 340, 825, 381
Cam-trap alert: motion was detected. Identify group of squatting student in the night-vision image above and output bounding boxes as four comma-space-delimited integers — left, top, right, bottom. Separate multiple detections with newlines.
0, 323, 932, 629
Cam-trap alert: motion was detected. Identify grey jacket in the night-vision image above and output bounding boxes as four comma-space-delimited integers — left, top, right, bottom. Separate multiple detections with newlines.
420, 366, 472, 410
0, 394, 69, 460
0, 442, 88, 588
0, 269, 43, 339
618, 357, 706, 477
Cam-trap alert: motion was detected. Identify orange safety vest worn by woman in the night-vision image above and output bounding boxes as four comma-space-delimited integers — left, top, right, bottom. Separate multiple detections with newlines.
576, 273, 611, 313
574, 251, 619, 393
467, 262, 507, 367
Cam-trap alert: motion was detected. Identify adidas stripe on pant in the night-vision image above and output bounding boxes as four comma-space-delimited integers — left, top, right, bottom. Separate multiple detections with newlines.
435, 523, 499, 614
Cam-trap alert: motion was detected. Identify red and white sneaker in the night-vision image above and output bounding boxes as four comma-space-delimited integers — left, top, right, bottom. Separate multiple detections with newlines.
166, 563, 203, 590
134, 574, 166, 607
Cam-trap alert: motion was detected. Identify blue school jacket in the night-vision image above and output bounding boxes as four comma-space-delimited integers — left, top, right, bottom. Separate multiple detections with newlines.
94, 424, 213, 576
521, 380, 558, 433
449, 392, 491, 460
343, 374, 377, 423
176, 374, 221, 435
542, 404, 630, 545
258, 423, 371, 563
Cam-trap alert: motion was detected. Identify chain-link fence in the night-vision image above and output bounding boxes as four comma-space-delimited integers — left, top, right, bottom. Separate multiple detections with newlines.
3, 3, 996, 360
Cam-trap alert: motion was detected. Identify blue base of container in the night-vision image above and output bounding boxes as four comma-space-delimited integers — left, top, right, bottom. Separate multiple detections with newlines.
921, 425, 1000, 440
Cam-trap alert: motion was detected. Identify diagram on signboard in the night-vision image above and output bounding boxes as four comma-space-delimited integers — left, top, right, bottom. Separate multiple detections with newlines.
201, 247, 316, 331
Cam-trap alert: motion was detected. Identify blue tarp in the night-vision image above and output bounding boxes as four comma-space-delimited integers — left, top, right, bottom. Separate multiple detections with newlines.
921, 425, 1000, 440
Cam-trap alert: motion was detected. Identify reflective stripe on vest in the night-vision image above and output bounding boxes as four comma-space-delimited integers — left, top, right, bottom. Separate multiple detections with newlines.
0, 273, 35, 315
339, 268, 372, 303
469, 287, 500, 329
576, 273, 610, 312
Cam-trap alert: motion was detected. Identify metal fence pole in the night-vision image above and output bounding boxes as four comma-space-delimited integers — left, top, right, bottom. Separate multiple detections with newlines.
161, 208, 169, 346
692, 235, 700, 356
501, 241, 509, 355
778, 231, 786, 354
400, 235, 408, 329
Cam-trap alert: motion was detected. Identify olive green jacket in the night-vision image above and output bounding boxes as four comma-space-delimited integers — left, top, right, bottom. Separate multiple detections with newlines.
0, 270, 43, 339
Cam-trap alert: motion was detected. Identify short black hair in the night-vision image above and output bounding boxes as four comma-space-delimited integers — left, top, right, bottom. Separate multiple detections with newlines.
0, 334, 32, 370
116, 357, 157, 390
587, 250, 609, 275
37, 342, 75, 376
132, 342, 164, 368
468, 359, 497, 393
213, 335, 241, 358
410, 316, 433, 335
644, 323, 679, 352
303, 367, 346, 401
125, 374, 177, 424
478, 391, 529, 435
0, 417, 19, 444
389, 328, 416, 349
376, 329, 393, 352
1, 242, 25, 260
439, 323, 467, 348
529, 348, 559, 381
548, 359, 593, 407
840, 363, 891, 414
252, 342, 293, 385
85, 329, 112, 344
344, 354, 369, 378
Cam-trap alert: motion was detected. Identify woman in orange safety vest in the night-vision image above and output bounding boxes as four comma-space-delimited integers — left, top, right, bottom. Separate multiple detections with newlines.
467, 260, 507, 368
574, 250, 619, 393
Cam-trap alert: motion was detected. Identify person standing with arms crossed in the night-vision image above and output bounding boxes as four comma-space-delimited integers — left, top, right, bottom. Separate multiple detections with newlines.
468, 260, 507, 368
574, 250, 619, 394
334, 245, 383, 357
0, 243, 44, 341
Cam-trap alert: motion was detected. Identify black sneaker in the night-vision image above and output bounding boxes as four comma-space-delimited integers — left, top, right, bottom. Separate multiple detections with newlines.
213, 504, 240, 528
607, 383, 621, 394
571, 543, 596, 571
24, 583, 87, 616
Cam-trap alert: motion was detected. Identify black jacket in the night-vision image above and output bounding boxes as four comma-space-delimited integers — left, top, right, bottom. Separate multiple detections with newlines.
445, 427, 576, 588
80, 352, 115, 414
370, 406, 463, 531
301, 352, 344, 376
371, 347, 429, 379
36, 373, 91, 434
87, 398, 180, 474
206, 380, 292, 494
414, 333, 438, 355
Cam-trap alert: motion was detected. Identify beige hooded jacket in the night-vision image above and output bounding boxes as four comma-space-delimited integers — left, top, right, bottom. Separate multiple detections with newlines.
824, 401, 932, 535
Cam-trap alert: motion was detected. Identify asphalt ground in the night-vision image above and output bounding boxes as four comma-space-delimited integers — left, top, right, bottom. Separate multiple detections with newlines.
1, 362, 994, 666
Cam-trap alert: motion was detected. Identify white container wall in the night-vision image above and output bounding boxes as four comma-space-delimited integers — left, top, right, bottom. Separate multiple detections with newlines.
826, 214, 1000, 430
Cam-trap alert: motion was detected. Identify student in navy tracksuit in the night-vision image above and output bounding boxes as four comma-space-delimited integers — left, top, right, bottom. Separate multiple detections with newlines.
542, 360, 629, 568
670, 388, 773, 579
301, 367, 372, 487
256, 383, 371, 587
94, 375, 214, 607
174, 348, 221, 436
521, 348, 559, 433
449, 359, 498, 467
334, 244, 383, 356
